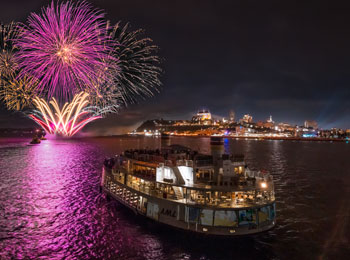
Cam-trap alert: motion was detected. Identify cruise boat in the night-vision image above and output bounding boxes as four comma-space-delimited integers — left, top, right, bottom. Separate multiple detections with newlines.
101, 141, 276, 236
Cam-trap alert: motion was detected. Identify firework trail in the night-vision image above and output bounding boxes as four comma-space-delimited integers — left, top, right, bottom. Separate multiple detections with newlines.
0, 22, 25, 110
0, 22, 19, 79
0, 22, 19, 52
0, 51, 17, 80
112, 22, 161, 103
0, 76, 37, 111
29, 92, 102, 137
15, 1, 116, 99
92, 22, 162, 112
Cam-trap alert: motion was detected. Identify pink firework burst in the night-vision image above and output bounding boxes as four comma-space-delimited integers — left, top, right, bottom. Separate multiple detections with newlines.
15, 0, 115, 98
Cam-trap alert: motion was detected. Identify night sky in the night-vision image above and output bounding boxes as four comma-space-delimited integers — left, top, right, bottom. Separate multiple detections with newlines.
1, 0, 350, 135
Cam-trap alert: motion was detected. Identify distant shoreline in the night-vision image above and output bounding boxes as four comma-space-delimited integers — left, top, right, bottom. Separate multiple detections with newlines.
0, 134, 347, 143
115, 134, 349, 143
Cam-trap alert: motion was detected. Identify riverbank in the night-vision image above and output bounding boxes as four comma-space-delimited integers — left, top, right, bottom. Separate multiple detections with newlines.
127, 134, 348, 143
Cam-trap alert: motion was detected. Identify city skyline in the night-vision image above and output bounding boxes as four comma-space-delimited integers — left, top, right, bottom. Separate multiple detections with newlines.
0, 104, 348, 135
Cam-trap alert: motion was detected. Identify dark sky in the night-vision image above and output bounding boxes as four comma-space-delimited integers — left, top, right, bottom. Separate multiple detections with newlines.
1, 0, 350, 134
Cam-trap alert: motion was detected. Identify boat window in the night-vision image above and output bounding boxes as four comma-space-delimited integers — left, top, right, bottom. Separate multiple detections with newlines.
200, 209, 214, 226
238, 209, 257, 226
185, 207, 200, 223
213, 210, 237, 227
258, 206, 270, 223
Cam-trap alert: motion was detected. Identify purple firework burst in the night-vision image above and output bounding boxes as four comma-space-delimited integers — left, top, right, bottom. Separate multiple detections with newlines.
15, 0, 116, 98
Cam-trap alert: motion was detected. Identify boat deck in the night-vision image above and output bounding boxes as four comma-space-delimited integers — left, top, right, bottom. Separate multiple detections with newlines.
119, 177, 274, 209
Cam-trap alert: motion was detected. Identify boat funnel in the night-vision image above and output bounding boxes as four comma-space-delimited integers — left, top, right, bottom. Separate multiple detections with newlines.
210, 136, 224, 159
161, 132, 171, 149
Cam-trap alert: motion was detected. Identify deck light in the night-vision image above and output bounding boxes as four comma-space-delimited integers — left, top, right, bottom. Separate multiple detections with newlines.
261, 182, 267, 189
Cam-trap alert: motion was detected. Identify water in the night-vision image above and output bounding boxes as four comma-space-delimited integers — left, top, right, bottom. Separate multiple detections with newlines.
0, 136, 349, 259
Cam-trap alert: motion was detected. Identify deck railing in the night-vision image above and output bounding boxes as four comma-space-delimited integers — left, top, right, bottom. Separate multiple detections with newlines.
122, 178, 274, 208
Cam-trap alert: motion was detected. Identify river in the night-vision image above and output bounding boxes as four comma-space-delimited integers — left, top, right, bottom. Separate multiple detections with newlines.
0, 136, 349, 259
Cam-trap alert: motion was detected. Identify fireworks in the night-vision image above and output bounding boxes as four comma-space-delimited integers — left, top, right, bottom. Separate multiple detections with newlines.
0, 51, 17, 79
0, 22, 19, 80
0, 76, 36, 111
0, 22, 18, 52
29, 92, 102, 137
109, 22, 162, 105
0, 1, 162, 137
15, 1, 116, 98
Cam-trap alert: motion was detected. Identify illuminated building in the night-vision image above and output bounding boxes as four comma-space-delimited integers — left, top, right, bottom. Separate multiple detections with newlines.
229, 110, 235, 123
304, 120, 318, 129
239, 114, 253, 124
267, 115, 274, 124
192, 109, 212, 125
235, 126, 246, 135
278, 122, 295, 132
